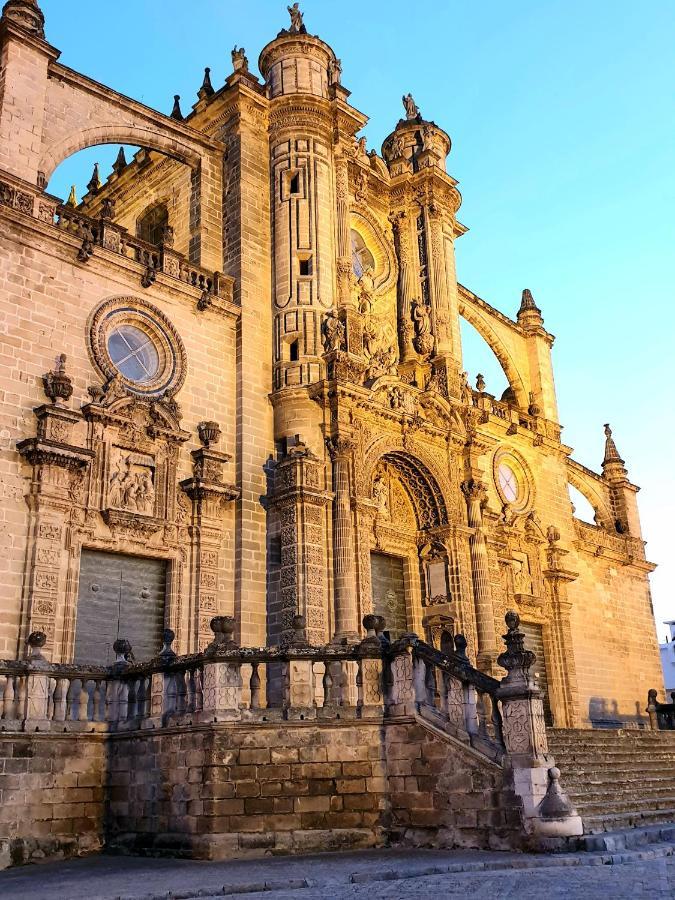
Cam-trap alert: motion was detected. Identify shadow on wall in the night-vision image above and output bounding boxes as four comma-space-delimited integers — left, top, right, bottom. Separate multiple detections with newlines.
588, 697, 649, 729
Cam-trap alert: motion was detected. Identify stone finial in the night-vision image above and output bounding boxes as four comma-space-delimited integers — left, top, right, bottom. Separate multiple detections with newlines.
287, 614, 309, 648
1, 0, 45, 37
453, 633, 469, 660
206, 616, 238, 654
112, 639, 133, 668
197, 420, 221, 448
25, 630, 46, 660
402, 92, 420, 120
537, 767, 579, 821
360, 614, 382, 649
475, 373, 486, 392
287, 2, 305, 33
546, 524, 561, 546
86, 162, 102, 195
198, 66, 215, 101
42, 353, 73, 405
112, 147, 127, 176
497, 610, 536, 684
231, 47, 248, 73
66, 185, 78, 208
170, 95, 184, 121
158, 628, 176, 661
527, 392, 541, 417
602, 423, 624, 467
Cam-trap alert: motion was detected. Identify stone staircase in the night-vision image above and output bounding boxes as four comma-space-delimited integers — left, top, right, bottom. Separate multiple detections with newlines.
548, 728, 675, 835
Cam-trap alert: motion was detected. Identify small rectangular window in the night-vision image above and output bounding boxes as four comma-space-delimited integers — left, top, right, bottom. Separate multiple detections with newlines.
289, 339, 299, 361
289, 172, 300, 195
298, 256, 312, 277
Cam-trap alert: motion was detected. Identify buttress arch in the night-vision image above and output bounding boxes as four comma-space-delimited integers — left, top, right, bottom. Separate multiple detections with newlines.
458, 299, 528, 408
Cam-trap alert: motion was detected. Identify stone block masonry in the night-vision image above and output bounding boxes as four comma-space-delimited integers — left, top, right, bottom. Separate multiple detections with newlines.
0, 734, 105, 866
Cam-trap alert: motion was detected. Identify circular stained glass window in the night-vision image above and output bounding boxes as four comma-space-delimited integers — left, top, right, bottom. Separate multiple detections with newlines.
107, 324, 160, 384
88, 297, 186, 399
498, 463, 519, 503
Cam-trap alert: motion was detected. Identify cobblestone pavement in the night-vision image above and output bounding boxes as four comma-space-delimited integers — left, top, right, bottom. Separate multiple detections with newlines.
0, 847, 673, 900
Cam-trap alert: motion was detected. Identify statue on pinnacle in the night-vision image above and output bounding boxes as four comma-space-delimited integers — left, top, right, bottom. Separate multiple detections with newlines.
287, 3, 306, 33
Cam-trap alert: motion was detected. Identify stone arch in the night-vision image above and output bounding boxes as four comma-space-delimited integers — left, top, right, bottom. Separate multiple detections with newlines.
39, 126, 203, 183
458, 300, 528, 408
566, 464, 613, 528
350, 209, 397, 294
367, 445, 449, 529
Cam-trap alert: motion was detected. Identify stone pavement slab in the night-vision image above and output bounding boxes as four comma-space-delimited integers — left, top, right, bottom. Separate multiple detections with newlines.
0, 846, 674, 900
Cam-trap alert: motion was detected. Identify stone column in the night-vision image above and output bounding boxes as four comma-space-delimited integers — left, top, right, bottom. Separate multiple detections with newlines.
335, 151, 352, 308
542, 527, 580, 727
461, 479, 495, 671
326, 435, 359, 642
270, 438, 329, 646
391, 211, 417, 364
180, 424, 239, 650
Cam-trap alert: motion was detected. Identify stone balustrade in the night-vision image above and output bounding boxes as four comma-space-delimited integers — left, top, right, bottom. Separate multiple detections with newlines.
0, 618, 508, 756
0, 172, 232, 307
647, 688, 675, 730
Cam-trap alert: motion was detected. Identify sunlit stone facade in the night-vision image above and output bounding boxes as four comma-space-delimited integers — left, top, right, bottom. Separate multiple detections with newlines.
0, 0, 663, 730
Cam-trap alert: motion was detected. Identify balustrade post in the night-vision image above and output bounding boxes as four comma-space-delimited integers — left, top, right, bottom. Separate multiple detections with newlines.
199, 617, 243, 722
386, 636, 416, 714
496, 611, 582, 838
356, 618, 385, 715
283, 657, 316, 717
24, 631, 51, 724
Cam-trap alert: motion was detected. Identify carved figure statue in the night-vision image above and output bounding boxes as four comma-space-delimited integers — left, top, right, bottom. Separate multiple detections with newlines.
108, 454, 130, 509
358, 266, 374, 300
402, 93, 419, 120
368, 150, 389, 179
461, 371, 473, 404
135, 470, 156, 516
355, 136, 368, 159
328, 57, 342, 85
390, 135, 405, 159
373, 470, 390, 519
512, 556, 533, 595
421, 124, 436, 153
232, 46, 248, 72
321, 309, 346, 353
389, 386, 403, 410
412, 299, 434, 357
287, 3, 304, 32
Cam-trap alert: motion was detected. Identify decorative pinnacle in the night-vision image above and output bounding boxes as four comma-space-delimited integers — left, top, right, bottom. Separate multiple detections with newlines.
112, 147, 127, 176
1, 0, 45, 38
198, 67, 214, 101
86, 162, 102, 195
65, 185, 78, 208
170, 95, 184, 121
517, 288, 543, 324
602, 423, 625, 467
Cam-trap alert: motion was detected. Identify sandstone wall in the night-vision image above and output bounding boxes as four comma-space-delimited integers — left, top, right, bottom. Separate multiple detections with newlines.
0, 733, 105, 867
105, 717, 523, 859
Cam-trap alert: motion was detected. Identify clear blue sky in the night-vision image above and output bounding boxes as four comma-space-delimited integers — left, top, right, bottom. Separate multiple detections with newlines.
42, 0, 674, 639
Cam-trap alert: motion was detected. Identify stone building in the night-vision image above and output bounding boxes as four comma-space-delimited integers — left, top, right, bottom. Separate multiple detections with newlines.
0, 0, 664, 729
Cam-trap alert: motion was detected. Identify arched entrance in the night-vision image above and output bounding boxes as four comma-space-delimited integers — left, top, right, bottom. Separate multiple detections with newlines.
363, 451, 453, 642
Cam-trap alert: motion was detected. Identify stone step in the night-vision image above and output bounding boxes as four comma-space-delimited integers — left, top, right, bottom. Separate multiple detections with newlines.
573, 796, 675, 818
577, 820, 675, 848
560, 769, 675, 784
580, 811, 675, 836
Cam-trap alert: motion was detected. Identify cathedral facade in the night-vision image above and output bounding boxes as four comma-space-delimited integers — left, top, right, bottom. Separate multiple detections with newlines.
0, 0, 663, 728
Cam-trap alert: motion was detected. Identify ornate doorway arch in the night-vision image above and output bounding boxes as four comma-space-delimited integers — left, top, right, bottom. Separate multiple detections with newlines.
357, 449, 453, 641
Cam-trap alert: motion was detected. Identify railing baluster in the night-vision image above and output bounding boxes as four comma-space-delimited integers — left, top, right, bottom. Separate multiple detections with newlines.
1, 674, 16, 719
250, 662, 261, 709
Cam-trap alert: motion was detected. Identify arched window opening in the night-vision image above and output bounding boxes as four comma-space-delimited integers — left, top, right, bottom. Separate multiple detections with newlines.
137, 203, 169, 246
459, 316, 510, 400
351, 229, 375, 278
568, 484, 598, 525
